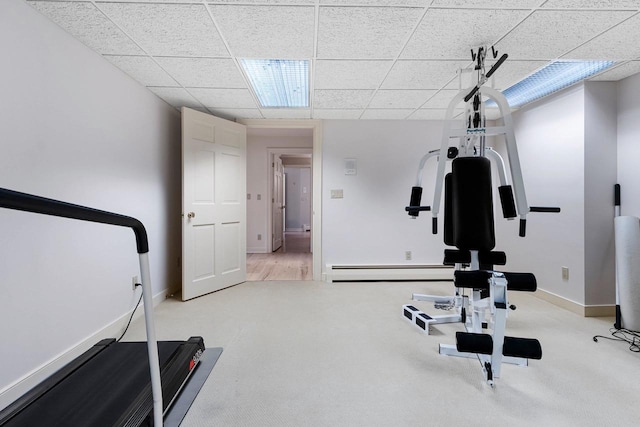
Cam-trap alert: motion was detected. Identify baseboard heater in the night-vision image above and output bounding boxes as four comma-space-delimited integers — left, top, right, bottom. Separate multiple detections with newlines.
325, 264, 454, 283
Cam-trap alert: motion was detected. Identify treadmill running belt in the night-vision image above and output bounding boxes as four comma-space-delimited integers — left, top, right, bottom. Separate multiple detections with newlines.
1, 339, 202, 427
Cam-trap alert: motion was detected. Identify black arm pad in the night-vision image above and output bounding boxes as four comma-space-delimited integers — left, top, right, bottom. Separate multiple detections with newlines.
504, 272, 537, 292
454, 270, 491, 290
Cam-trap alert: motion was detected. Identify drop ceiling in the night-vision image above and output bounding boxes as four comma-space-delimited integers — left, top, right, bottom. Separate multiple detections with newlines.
26, 0, 640, 121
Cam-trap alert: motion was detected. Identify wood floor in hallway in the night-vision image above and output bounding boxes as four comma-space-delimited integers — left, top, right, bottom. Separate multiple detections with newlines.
246, 231, 312, 281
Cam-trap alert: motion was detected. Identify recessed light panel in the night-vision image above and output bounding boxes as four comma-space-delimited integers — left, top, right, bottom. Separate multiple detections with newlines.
497, 60, 615, 108
240, 59, 309, 108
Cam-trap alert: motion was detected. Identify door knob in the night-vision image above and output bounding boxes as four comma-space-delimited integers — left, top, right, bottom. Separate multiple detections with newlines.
187, 212, 196, 219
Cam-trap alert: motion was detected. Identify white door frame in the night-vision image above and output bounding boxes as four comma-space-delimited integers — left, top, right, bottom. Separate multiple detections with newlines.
240, 119, 322, 281
267, 148, 312, 244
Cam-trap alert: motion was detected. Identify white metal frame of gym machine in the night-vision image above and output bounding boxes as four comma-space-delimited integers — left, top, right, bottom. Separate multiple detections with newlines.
402, 46, 559, 386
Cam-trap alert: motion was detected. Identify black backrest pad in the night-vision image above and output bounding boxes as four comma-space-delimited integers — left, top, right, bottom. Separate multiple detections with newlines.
452, 157, 495, 251
444, 173, 454, 246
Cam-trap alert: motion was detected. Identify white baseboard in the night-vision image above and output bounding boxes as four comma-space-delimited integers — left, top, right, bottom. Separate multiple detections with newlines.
325, 263, 454, 283
0, 288, 171, 411
533, 289, 615, 317
247, 246, 268, 254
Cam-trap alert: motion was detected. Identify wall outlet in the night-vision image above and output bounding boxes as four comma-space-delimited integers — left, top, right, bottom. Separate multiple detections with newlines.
132, 275, 139, 291
562, 266, 569, 281
257, 234, 262, 241
405, 251, 412, 261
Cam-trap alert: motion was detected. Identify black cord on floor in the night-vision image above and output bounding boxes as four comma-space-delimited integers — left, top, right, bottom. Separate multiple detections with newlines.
117, 285, 143, 342
593, 328, 640, 352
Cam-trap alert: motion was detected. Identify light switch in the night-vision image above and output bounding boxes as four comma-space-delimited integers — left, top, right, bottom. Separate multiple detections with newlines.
331, 189, 344, 199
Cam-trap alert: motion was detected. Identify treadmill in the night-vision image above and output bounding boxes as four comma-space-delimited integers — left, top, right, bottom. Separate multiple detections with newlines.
0, 188, 220, 426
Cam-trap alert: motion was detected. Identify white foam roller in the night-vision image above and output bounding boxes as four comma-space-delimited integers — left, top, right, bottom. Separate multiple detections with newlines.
614, 216, 640, 331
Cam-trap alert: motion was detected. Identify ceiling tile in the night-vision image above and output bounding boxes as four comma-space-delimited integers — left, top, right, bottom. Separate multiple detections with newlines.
212, 0, 316, 4
312, 109, 363, 119
496, 10, 633, 60
369, 90, 437, 108
542, 0, 640, 9
320, 0, 430, 5
407, 109, 455, 120
208, 108, 263, 121
361, 109, 414, 119
563, 14, 640, 60
420, 90, 459, 108
148, 87, 202, 109
402, 9, 529, 60
589, 61, 640, 80
189, 88, 258, 109
154, 57, 246, 88
317, 7, 424, 59
97, 3, 228, 57
28, 1, 143, 55
314, 60, 393, 89
431, 0, 542, 6
209, 5, 315, 58
261, 109, 312, 119
382, 60, 470, 89
104, 56, 178, 87
314, 90, 375, 108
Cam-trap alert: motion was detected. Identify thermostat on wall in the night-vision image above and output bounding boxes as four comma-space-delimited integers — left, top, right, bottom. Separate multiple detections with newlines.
344, 158, 357, 175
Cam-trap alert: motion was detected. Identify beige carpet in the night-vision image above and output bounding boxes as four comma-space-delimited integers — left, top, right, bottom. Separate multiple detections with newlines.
125, 281, 640, 427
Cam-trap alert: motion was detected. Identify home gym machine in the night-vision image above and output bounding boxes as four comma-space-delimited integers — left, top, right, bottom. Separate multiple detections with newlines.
402, 46, 559, 386
0, 188, 221, 426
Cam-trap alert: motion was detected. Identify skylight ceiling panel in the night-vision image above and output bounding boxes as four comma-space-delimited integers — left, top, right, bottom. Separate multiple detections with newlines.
401, 8, 529, 60
154, 58, 246, 88
361, 109, 414, 119
148, 87, 202, 110
542, 0, 640, 9
209, 5, 315, 58
382, 60, 469, 89
369, 90, 437, 109
104, 56, 177, 87
97, 3, 228, 57
315, 60, 393, 90
478, 60, 548, 90
588, 61, 640, 81
28, 1, 143, 55
317, 7, 424, 59
563, 14, 640, 60
314, 90, 375, 109
188, 88, 258, 109
312, 109, 363, 119
495, 10, 633, 60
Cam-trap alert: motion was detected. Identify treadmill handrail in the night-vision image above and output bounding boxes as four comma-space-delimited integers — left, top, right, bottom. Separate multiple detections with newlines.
0, 187, 148, 253
0, 186, 163, 426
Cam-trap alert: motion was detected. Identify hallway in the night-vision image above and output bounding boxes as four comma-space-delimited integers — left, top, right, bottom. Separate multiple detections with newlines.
246, 231, 312, 281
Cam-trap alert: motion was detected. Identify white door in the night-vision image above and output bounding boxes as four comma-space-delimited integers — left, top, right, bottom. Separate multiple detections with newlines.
182, 107, 246, 301
272, 155, 284, 251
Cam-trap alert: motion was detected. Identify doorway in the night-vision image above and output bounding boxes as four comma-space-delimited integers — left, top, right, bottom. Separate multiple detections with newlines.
242, 120, 321, 281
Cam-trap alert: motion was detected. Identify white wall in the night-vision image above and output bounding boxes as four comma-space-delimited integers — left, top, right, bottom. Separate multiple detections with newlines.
0, 0, 180, 398
584, 82, 617, 306
494, 85, 586, 304
246, 134, 312, 252
322, 120, 447, 266
617, 72, 640, 218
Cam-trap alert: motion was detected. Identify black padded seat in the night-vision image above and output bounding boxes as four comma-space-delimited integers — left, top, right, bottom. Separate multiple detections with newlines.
443, 249, 506, 266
